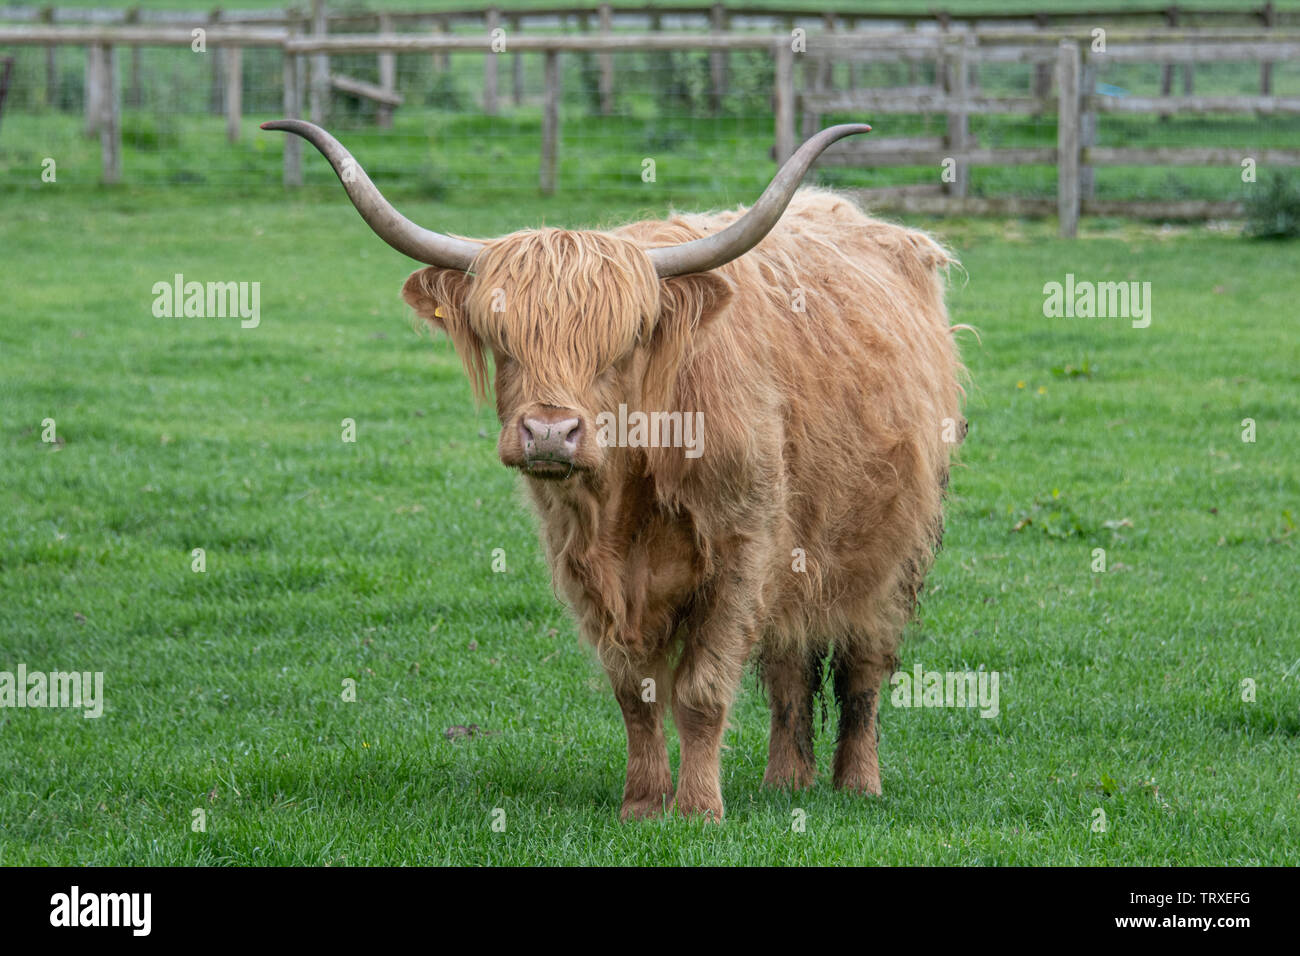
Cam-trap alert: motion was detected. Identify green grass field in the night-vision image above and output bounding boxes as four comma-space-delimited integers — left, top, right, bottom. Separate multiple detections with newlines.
1, 178, 1296, 864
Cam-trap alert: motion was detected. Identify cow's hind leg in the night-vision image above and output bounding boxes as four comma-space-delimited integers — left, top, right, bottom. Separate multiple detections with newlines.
830, 642, 892, 795
606, 655, 673, 821
760, 643, 823, 790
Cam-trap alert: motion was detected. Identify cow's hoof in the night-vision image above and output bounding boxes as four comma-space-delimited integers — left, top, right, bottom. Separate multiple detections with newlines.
832, 773, 882, 796
620, 794, 672, 821
673, 793, 725, 822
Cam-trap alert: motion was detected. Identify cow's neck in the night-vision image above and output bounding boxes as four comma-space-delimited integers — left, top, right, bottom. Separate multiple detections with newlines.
527, 451, 694, 658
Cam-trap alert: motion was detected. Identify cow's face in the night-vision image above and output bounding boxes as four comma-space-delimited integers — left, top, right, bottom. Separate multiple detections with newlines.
402, 229, 731, 482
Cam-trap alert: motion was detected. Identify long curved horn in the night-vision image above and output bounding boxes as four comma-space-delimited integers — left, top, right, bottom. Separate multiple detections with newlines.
647, 123, 871, 277
260, 119, 484, 271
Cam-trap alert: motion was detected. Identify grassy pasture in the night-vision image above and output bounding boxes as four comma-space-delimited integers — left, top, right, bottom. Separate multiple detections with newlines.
0, 178, 1296, 864
0, 0, 1297, 869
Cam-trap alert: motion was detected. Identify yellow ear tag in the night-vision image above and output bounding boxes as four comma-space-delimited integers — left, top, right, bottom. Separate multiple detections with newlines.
434, 306, 445, 318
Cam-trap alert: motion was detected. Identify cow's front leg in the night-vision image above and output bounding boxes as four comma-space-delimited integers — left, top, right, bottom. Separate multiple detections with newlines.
671, 610, 758, 821
605, 655, 673, 821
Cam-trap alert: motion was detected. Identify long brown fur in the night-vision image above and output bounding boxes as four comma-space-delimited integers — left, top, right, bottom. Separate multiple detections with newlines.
401, 187, 966, 820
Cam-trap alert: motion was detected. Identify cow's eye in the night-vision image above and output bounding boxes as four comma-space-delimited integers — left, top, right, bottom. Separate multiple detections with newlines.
594, 364, 620, 390
492, 354, 517, 383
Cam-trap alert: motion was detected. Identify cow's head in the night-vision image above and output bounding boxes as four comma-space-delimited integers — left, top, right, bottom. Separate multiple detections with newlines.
397, 228, 735, 481
261, 121, 869, 483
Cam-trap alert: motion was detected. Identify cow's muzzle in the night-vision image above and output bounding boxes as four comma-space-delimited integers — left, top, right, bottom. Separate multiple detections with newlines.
519, 409, 583, 479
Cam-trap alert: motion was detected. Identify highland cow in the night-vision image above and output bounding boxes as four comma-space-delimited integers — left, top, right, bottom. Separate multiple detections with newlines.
264, 120, 967, 820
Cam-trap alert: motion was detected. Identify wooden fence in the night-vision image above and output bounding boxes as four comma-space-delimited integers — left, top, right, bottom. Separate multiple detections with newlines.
801, 30, 1300, 232
6, 1, 1299, 112
3, 3, 1299, 30
3, 2, 1297, 117
3, 23, 1299, 234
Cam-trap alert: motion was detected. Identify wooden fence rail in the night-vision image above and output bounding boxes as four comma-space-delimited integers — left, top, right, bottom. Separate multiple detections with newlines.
3, 3, 1299, 30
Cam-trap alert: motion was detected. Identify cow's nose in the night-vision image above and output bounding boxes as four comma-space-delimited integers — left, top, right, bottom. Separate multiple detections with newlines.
520, 414, 583, 464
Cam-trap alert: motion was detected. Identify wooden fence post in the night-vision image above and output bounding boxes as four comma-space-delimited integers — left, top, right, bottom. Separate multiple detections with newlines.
295, 10, 307, 108
510, 14, 523, 105
1160, 5, 1180, 117
598, 2, 613, 115
1080, 49, 1097, 199
818, 13, 835, 94
908, 17, 919, 86
484, 7, 499, 115
774, 42, 795, 165
42, 6, 58, 107
377, 13, 394, 127
0, 56, 12, 135
209, 9, 223, 115
846, 16, 858, 89
99, 44, 121, 184
944, 35, 972, 198
84, 44, 103, 136
1033, 12, 1051, 107
282, 22, 302, 186
573, 10, 594, 115
932, 13, 952, 137
309, 0, 327, 124
710, 2, 727, 114
1056, 39, 1081, 239
801, 21, 825, 142
125, 7, 142, 108
800, 64, 818, 141
225, 44, 242, 141
1160, 7, 1176, 97
540, 49, 560, 195
1261, 1, 1275, 94
649, 10, 670, 102
433, 17, 449, 75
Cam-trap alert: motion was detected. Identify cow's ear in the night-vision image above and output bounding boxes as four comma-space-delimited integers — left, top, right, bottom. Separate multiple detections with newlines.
657, 271, 733, 335
402, 267, 471, 334
402, 267, 491, 401
642, 272, 733, 415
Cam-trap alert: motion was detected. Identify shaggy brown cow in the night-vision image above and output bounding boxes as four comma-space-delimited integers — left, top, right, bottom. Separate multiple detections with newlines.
264, 120, 967, 820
